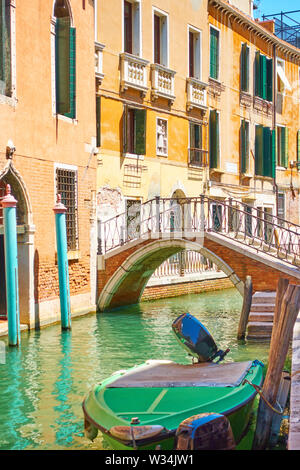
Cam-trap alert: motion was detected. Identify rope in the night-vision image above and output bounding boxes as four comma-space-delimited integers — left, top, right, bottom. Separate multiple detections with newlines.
243, 379, 284, 415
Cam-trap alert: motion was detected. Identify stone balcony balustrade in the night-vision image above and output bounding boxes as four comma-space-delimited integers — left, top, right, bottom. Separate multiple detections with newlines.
151, 63, 176, 104
120, 52, 149, 96
186, 77, 208, 111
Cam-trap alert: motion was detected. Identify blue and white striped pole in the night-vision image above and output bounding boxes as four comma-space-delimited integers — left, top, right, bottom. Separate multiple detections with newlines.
2, 184, 20, 346
53, 194, 71, 330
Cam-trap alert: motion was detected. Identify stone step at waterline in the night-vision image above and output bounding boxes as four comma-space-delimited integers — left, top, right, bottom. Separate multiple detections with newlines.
246, 291, 276, 340
249, 312, 274, 322
250, 303, 275, 312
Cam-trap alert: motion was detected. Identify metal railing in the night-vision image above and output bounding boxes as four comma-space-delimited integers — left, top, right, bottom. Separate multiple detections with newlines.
98, 196, 300, 267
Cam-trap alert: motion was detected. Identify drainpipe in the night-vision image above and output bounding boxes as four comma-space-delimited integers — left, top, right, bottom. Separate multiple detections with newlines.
53, 194, 71, 330
2, 184, 20, 346
273, 43, 279, 216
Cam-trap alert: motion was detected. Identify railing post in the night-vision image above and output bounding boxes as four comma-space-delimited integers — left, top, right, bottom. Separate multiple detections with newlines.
200, 194, 205, 232
155, 196, 161, 234
2, 184, 21, 347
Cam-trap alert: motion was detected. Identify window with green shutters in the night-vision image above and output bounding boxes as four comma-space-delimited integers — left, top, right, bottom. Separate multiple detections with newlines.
240, 43, 249, 92
209, 110, 220, 169
0, 0, 11, 97
254, 51, 273, 102
255, 125, 275, 178
240, 120, 249, 174
210, 27, 219, 80
123, 106, 147, 155
55, 17, 76, 118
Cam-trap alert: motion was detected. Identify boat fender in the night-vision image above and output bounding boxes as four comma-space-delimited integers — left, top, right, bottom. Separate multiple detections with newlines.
175, 413, 236, 450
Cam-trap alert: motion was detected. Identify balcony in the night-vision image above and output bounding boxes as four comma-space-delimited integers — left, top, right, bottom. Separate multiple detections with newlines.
151, 64, 176, 104
95, 42, 105, 87
253, 96, 273, 116
120, 53, 149, 96
240, 91, 252, 108
188, 149, 209, 167
186, 78, 208, 111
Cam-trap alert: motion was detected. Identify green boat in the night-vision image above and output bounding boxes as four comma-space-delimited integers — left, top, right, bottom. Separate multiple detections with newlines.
82, 314, 264, 450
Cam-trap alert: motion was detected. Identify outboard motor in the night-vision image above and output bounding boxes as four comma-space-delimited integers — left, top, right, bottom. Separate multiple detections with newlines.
172, 313, 229, 363
175, 413, 236, 450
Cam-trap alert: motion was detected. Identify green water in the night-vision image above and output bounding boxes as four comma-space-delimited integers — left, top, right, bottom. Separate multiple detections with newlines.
0, 288, 270, 450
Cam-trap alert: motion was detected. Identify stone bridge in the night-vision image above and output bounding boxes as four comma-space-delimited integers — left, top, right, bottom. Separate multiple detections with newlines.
97, 196, 300, 311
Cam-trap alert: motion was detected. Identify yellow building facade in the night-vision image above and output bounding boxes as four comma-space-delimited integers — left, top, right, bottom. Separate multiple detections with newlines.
94, 0, 300, 226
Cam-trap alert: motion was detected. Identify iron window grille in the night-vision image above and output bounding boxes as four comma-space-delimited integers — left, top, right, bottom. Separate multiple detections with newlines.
56, 168, 78, 251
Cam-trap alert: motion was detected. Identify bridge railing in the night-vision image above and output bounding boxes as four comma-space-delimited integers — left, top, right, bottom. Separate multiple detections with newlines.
98, 195, 300, 267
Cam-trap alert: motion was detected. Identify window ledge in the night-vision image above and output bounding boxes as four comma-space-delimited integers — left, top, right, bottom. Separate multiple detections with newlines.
210, 168, 224, 174
276, 166, 288, 171
55, 250, 81, 263
0, 94, 17, 107
241, 173, 252, 179
55, 114, 78, 125
157, 152, 168, 158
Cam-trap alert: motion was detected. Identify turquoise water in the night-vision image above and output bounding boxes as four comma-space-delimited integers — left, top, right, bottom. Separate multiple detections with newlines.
0, 288, 270, 450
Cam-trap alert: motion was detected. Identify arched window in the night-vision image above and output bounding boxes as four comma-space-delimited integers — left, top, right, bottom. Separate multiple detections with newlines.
0, 0, 11, 97
54, 0, 76, 118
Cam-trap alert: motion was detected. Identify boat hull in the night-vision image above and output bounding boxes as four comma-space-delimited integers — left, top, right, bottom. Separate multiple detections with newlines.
82, 360, 264, 450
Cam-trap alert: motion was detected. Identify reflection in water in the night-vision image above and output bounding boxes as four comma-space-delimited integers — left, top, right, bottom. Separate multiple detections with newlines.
0, 288, 270, 450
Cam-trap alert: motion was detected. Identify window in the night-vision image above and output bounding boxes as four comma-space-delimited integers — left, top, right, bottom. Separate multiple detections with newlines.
276, 59, 291, 94
255, 125, 276, 177
156, 118, 168, 156
54, 0, 76, 118
210, 27, 219, 80
123, 0, 141, 56
276, 126, 289, 168
189, 122, 206, 166
153, 9, 168, 66
56, 167, 78, 251
123, 105, 146, 155
96, 95, 101, 147
209, 110, 220, 169
254, 51, 273, 101
0, 0, 11, 97
188, 27, 201, 80
240, 120, 250, 174
240, 43, 249, 92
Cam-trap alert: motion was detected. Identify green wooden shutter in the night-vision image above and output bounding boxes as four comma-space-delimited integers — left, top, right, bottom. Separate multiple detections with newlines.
123, 105, 128, 153
255, 51, 260, 97
65, 27, 76, 119
271, 129, 276, 178
260, 54, 267, 100
266, 58, 273, 102
96, 95, 101, 147
255, 125, 263, 176
263, 127, 272, 177
55, 17, 71, 115
283, 127, 289, 168
297, 130, 300, 164
240, 120, 246, 173
0, 0, 11, 97
209, 110, 219, 169
134, 109, 146, 155
241, 44, 249, 92
210, 28, 219, 80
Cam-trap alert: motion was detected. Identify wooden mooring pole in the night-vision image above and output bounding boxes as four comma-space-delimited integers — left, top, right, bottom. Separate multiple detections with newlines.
237, 275, 252, 340
252, 280, 300, 450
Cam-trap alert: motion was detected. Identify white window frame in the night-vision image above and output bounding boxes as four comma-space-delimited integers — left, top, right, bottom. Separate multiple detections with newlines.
156, 117, 168, 157
209, 24, 221, 82
122, 0, 142, 57
187, 25, 202, 81
152, 6, 169, 67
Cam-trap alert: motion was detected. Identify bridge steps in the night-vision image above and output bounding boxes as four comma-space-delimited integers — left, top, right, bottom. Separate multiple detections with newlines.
247, 291, 276, 340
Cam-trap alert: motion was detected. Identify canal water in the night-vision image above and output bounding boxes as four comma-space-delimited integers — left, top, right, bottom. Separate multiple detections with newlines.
0, 288, 271, 450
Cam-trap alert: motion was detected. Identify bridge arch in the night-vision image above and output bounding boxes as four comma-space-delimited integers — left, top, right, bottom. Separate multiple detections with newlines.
98, 238, 244, 311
